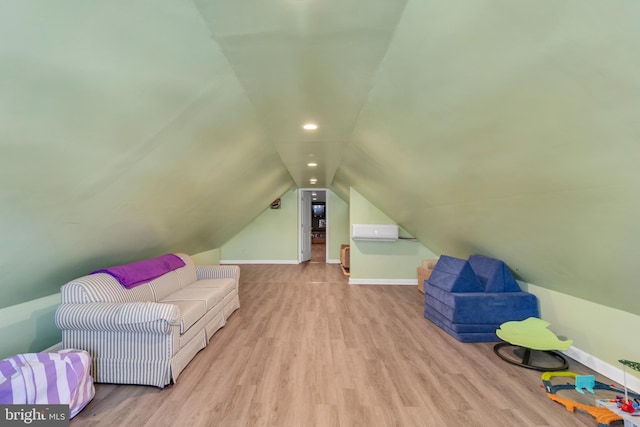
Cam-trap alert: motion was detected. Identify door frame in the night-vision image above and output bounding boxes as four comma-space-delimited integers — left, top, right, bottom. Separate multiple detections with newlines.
298, 188, 329, 263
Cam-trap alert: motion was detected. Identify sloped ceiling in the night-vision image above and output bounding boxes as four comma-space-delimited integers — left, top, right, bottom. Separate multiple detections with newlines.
1, 1, 639, 316
0, 1, 295, 307
193, 0, 408, 187
335, 1, 640, 315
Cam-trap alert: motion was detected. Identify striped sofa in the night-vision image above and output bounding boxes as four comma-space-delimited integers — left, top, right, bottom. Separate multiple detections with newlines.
55, 253, 240, 388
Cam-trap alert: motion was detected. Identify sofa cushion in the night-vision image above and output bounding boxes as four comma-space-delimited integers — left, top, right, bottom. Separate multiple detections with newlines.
423, 306, 500, 333
148, 271, 182, 302
161, 287, 225, 312
427, 256, 484, 293
424, 283, 539, 324
424, 308, 500, 342
161, 299, 206, 334
174, 253, 198, 288
468, 254, 521, 293
187, 278, 236, 295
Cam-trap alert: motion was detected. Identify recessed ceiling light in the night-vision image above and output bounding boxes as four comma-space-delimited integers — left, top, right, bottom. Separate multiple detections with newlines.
303, 123, 318, 130
310, 178, 318, 184
312, 198, 317, 201
307, 162, 318, 167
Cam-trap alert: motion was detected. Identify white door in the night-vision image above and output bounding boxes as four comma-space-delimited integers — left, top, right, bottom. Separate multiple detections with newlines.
300, 191, 312, 262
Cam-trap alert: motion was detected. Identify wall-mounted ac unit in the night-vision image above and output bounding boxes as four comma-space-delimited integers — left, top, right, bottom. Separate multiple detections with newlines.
351, 224, 399, 241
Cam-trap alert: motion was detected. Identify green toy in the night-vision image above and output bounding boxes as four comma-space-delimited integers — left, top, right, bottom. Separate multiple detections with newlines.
494, 317, 573, 371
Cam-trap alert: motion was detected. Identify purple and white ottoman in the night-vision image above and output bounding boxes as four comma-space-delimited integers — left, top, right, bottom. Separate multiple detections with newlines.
0, 349, 95, 418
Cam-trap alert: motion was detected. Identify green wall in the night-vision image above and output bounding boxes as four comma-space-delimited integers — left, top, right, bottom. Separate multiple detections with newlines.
0, 294, 61, 359
349, 188, 437, 282
191, 248, 221, 265
327, 191, 350, 262
522, 283, 640, 383
221, 189, 299, 262
221, 189, 350, 264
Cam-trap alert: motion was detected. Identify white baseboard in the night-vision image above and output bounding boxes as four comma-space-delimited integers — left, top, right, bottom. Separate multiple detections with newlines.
564, 345, 640, 393
220, 260, 299, 265
348, 278, 418, 286
327, 259, 340, 264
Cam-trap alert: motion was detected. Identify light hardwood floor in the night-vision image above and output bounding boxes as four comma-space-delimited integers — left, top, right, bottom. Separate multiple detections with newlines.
71, 262, 605, 426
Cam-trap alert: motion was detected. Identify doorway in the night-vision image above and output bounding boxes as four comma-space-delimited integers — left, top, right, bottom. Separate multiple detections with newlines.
299, 188, 328, 263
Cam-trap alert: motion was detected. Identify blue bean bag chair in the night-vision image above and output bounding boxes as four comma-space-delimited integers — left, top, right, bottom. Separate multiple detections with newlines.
423, 255, 539, 342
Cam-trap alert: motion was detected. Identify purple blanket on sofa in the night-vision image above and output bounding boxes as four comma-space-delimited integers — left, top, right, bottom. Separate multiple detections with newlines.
91, 253, 185, 289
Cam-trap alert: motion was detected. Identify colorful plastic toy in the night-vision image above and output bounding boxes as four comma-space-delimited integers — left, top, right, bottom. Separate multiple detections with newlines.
575, 375, 595, 394
541, 371, 640, 427
617, 359, 640, 415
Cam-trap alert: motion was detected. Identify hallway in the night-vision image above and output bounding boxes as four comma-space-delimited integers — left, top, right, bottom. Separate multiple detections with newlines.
311, 243, 326, 263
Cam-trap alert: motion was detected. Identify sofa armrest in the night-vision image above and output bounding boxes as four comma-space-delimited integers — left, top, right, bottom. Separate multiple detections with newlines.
195, 265, 240, 284
55, 302, 180, 334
